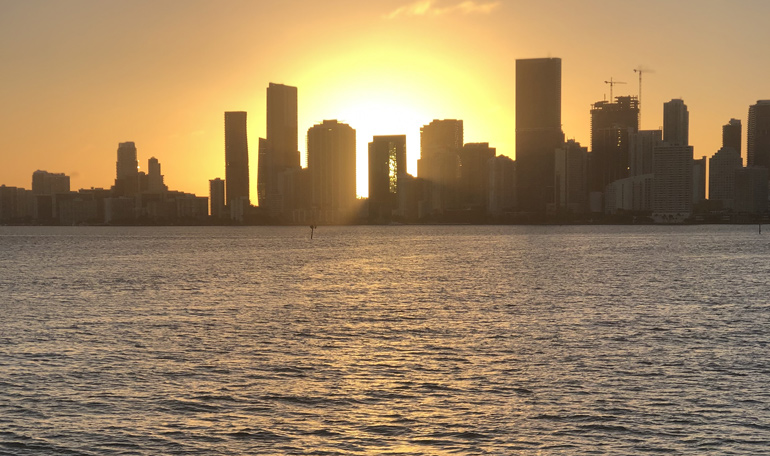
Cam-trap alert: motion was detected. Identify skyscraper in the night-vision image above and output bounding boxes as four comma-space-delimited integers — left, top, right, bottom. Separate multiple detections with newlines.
589, 96, 639, 192
147, 157, 166, 193
114, 141, 140, 196
32, 170, 70, 195
722, 118, 742, 158
418, 119, 463, 213
458, 142, 495, 210
258, 83, 300, 214
209, 178, 226, 218
307, 120, 356, 223
663, 99, 689, 146
515, 58, 563, 212
369, 135, 406, 221
748, 100, 770, 169
709, 147, 742, 208
224, 111, 249, 206
653, 144, 693, 221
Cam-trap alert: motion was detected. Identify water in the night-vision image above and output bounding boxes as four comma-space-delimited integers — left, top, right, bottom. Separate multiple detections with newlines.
1, 225, 769, 455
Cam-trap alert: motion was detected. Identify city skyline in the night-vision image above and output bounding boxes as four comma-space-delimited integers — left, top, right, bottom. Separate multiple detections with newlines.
2, 0, 770, 198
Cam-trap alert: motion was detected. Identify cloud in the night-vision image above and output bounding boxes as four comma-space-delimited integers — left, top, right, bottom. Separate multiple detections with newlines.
385, 0, 501, 19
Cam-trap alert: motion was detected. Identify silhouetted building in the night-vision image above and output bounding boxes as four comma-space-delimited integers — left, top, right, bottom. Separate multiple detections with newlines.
663, 99, 689, 146
224, 111, 250, 207
307, 120, 357, 223
369, 135, 406, 221
0, 186, 35, 223
653, 144, 693, 222
209, 178, 225, 218
748, 100, 770, 169
515, 58, 563, 213
147, 157, 167, 193
114, 142, 140, 196
459, 142, 495, 210
629, 130, 662, 177
554, 139, 588, 213
734, 167, 768, 215
605, 174, 654, 214
418, 119, 463, 214
259, 83, 300, 217
488, 155, 516, 216
589, 96, 639, 193
722, 118, 742, 161
693, 156, 707, 204
32, 170, 70, 195
709, 147, 742, 209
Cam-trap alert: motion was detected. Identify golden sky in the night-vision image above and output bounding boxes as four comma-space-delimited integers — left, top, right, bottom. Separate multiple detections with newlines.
1, 0, 769, 198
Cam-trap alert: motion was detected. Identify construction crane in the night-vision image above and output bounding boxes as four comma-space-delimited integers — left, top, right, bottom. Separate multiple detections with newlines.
634, 67, 650, 128
604, 78, 626, 101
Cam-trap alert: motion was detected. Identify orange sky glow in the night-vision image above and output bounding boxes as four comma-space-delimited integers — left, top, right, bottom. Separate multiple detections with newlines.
1, 0, 769, 198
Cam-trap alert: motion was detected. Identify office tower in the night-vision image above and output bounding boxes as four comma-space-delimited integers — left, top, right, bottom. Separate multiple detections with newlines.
589, 96, 639, 192
515, 58, 564, 212
693, 156, 706, 204
629, 130, 662, 177
722, 118, 742, 158
113, 142, 140, 196
458, 143, 495, 210
748, 100, 770, 169
209, 178, 225, 218
554, 140, 588, 213
224, 111, 249, 206
31, 170, 70, 195
488, 155, 516, 215
418, 119, 463, 213
734, 167, 768, 214
663, 99, 689, 146
307, 120, 356, 223
709, 147, 742, 208
258, 83, 300, 216
653, 144, 694, 220
147, 157, 166, 193
368, 135, 406, 221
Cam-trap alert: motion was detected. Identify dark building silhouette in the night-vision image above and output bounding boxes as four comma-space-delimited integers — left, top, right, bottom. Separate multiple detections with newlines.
418, 119, 463, 213
515, 58, 563, 212
32, 170, 70, 195
734, 166, 768, 214
459, 142, 495, 210
663, 99, 689, 146
209, 178, 225, 218
709, 147, 742, 208
589, 96, 639, 192
224, 111, 250, 206
748, 100, 770, 169
307, 120, 357, 223
114, 141, 140, 196
693, 156, 706, 204
488, 155, 516, 216
554, 139, 588, 213
259, 83, 300, 216
147, 157, 167, 193
369, 135, 406, 221
722, 118, 742, 160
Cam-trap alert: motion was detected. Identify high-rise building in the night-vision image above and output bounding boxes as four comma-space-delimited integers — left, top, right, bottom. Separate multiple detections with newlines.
653, 144, 693, 221
629, 130, 662, 177
458, 142, 496, 210
747, 100, 770, 169
722, 118, 742, 159
114, 141, 140, 196
589, 96, 639, 192
209, 178, 225, 218
515, 58, 563, 212
418, 119, 463, 213
693, 156, 706, 204
734, 167, 768, 214
663, 99, 689, 146
368, 135, 406, 221
709, 147, 742, 208
32, 170, 70, 195
554, 139, 588, 213
307, 120, 356, 223
224, 111, 249, 206
488, 155, 516, 216
147, 157, 166, 193
258, 83, 300, 216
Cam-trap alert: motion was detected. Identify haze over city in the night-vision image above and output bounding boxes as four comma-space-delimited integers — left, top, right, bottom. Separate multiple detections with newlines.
2, 0, 769, 198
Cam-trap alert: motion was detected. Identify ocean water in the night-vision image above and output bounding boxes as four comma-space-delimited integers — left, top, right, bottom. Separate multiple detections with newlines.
1, 225, 769, 455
